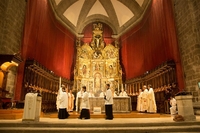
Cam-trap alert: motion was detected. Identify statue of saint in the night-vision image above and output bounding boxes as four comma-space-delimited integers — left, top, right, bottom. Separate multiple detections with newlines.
95, 73, 101, 89
109, 65, 113, 77
95, 63, 100, 71
82, 65, 87, 76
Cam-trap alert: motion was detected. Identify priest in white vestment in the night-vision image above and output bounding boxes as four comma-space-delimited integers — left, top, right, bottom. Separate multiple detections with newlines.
137, 89, 143, 112
170, 96, 177, 115
75, 88, 83, 112
68, 89, 75, 112
141, 85, 149, 112
147, 84, 157, 113
119, 88, 128, 97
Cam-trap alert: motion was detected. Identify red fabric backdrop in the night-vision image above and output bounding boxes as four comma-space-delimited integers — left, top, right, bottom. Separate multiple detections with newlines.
15, 0, 75, 100
120, 0, 184, 90
15, 0, 185, 100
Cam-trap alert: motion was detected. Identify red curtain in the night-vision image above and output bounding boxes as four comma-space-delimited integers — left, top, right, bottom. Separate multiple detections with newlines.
22, 0, 75, 78
15, 0, 75, 100
120, 0, 184, 90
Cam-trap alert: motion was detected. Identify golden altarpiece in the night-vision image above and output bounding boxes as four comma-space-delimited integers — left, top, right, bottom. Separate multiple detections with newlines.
74, 23, 122, 95
74, 23, 131, 113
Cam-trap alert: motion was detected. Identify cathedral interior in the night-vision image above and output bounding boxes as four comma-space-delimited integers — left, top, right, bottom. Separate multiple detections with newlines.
0, 0, 200, 120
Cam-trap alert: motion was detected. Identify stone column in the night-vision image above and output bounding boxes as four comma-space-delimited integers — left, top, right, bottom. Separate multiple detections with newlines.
175, 95, 196, 121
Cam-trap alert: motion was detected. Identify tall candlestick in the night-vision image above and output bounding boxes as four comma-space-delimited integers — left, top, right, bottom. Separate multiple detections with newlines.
118, 82, 119, 92
59, 77, 61, 88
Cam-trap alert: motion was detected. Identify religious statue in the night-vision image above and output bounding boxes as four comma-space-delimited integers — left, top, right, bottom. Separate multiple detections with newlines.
95, 63, 100, 71
94, 73, 101, 89
94, 35, 101, 49
93, 23, 102, 31
82, 65, 87, 76
114, 40, 119, 48
76, 38, 81, 47
109, 65, 113, 77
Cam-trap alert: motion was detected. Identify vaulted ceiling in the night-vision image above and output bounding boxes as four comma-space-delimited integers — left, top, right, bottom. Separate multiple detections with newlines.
49, 0, 152, 38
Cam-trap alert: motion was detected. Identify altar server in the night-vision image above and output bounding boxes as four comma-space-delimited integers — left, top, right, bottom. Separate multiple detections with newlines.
104, 84, 113, 120
58, 85, 70, 119
79, 86, 90, 119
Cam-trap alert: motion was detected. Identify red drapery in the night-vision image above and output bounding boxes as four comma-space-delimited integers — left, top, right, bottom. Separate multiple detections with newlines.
120, 0, 184, 90
15, 0, 75, 100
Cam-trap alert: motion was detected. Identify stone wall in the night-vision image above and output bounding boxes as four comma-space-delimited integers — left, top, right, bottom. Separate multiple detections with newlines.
173, 0, 200, 103
0, 0, 26, 54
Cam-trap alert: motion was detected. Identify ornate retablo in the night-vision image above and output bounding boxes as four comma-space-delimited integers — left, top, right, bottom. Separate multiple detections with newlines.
74, 23, 123, 97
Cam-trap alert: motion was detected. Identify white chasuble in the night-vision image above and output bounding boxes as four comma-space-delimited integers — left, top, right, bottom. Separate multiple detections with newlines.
147, 88, 157, 113
141, 89, 149, 112
137, 91, 143, 111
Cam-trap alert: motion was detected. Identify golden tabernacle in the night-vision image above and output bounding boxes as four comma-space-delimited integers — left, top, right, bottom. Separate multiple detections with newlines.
74, 22, 123, 95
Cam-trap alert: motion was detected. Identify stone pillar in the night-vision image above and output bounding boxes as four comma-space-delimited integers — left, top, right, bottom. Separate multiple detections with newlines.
175, 95, 196, 121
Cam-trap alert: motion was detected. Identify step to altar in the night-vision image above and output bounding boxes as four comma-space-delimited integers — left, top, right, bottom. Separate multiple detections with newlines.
0, 117, 200, 133
0, 109, 169, 119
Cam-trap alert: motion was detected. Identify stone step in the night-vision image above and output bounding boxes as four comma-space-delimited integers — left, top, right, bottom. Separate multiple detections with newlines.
0, 124, 199, 133
0, 119, 200, 133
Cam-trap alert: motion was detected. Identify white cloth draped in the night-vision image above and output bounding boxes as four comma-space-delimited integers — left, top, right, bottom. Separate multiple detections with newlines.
22, 93, 38, 120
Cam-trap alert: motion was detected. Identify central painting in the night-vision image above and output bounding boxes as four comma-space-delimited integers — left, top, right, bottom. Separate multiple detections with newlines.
74, 23, 122, 97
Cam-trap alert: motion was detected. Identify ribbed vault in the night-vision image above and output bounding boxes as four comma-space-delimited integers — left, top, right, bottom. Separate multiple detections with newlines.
49, 0, 152, 37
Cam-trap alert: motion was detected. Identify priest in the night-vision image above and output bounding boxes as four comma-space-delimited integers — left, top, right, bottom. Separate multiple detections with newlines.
147, 84, 157, 113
